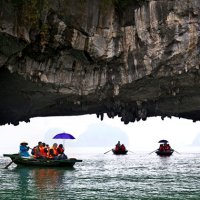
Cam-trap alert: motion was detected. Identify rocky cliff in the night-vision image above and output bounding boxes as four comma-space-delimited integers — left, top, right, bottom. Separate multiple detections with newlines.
1, 0, 200, 125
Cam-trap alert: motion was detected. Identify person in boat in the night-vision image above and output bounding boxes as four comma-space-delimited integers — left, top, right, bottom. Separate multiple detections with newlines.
159, 144, 164, 152
39, 142, 49, 158
19, 141, 30, 157
31, 146, 36, 155
44, 143, 50, 157
48, 143, 59, 159
34, 141, 46, 159
57, 144, 68, 160
121, 144, 126, 152
164, 143, 171, 151
115, 141, 121, 151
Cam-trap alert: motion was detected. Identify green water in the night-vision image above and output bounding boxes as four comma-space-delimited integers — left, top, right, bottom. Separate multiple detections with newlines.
0, 152, 200, 199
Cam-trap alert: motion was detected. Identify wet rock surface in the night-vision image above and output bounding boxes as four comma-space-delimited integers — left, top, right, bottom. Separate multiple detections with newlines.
1, 0, 200, 125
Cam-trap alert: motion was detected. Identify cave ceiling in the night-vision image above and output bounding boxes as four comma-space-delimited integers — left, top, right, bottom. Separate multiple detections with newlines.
1, 0, 200, 125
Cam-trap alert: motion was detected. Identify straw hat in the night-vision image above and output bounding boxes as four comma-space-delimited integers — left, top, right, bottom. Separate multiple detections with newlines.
20, 141, 28, 145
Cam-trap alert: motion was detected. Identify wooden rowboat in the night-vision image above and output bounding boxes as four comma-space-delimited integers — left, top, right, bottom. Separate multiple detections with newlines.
3, 154, 82, 168
156, 150, 174, 156
112, 149, 128, 155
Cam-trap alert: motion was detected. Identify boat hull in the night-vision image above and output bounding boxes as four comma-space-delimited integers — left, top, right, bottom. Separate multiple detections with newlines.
156, 150, 174, 156
112, 149, 128, 155
3, 154, 82, 168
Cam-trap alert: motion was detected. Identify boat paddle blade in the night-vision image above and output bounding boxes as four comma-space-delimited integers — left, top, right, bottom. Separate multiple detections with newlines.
174, 150, 181, 154
104, 149, 112, 154
4, 161, 13, 169
148, 150, 157, 155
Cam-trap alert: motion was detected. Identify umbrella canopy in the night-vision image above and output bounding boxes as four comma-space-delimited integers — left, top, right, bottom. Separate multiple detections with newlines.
158, 139, 168, 144
53, 133, 75, 139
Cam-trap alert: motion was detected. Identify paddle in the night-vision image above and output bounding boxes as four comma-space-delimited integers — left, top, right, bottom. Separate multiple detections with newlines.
4, 161, 14, 169
104, 149, 112, 154
127, 150, 134, 153
4, 155, 20, 169
4, 153, 25, 169
173, 149, 181, 154
148, 149, 157, 155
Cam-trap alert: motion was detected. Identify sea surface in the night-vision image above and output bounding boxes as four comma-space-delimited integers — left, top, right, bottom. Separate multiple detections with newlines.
0, 151, 200, 200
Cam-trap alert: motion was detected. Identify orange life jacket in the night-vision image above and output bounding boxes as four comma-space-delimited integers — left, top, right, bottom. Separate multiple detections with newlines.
48, 147, 58, 158
33, 146, 41, 158
39, 146, 47, 157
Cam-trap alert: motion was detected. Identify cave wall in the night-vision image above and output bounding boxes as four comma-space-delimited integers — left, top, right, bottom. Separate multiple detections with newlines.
1, 0, 200, 125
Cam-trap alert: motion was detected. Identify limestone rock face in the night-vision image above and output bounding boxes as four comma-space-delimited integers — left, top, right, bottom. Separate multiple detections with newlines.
1, 0, 200, 125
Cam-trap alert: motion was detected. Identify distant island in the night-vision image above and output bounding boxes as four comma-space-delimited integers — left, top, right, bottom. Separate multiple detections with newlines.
71, 123, 129, 147
44, 124, 129, 148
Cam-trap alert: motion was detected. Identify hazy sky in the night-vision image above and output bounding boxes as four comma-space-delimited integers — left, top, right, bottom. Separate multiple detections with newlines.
0, 115, 200, 155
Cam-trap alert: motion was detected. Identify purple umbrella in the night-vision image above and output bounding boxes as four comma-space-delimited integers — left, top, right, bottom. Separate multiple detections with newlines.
53, 133, 75, 148
53, 133, 75, 139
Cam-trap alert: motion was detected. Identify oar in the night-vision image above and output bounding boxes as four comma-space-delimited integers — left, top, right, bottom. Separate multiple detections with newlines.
127, 150, 134, 153
4, 154, 21, 169
173, 149, 181, 154
104, 149, 112, 154
148, 149, 157, 155
4, 161, 14, 169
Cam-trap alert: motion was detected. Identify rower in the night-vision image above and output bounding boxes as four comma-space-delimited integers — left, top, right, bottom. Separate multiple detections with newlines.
19, 141, 30, 157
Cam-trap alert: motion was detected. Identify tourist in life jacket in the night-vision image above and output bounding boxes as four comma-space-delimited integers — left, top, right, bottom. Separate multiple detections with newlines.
34, 141, 46, 159
159, 144, 164, 152
44, 143, 50, 157
165, 144, 171, 151
19, 141, 30, 157
121, 144, 126, 152
115, 141, 121, 151
57, 144, 68, 159
163, 143, 169, 151
39, 142, 49, 158
49, 143, 59, 159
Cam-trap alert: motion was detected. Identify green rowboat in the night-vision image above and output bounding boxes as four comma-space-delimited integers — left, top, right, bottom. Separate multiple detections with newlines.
3, 154, 82, 168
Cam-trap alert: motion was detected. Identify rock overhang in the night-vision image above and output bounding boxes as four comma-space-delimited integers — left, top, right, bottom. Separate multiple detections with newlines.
1, 0, 200, 125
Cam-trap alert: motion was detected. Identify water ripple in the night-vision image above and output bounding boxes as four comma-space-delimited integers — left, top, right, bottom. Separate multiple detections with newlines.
0, 153, 200, 199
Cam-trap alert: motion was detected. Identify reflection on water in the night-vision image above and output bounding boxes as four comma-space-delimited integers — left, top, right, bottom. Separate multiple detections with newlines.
15, 166, 67, 188
32, 168, 65, 189
14, 167, 73, 199
0, 161, 75, 199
